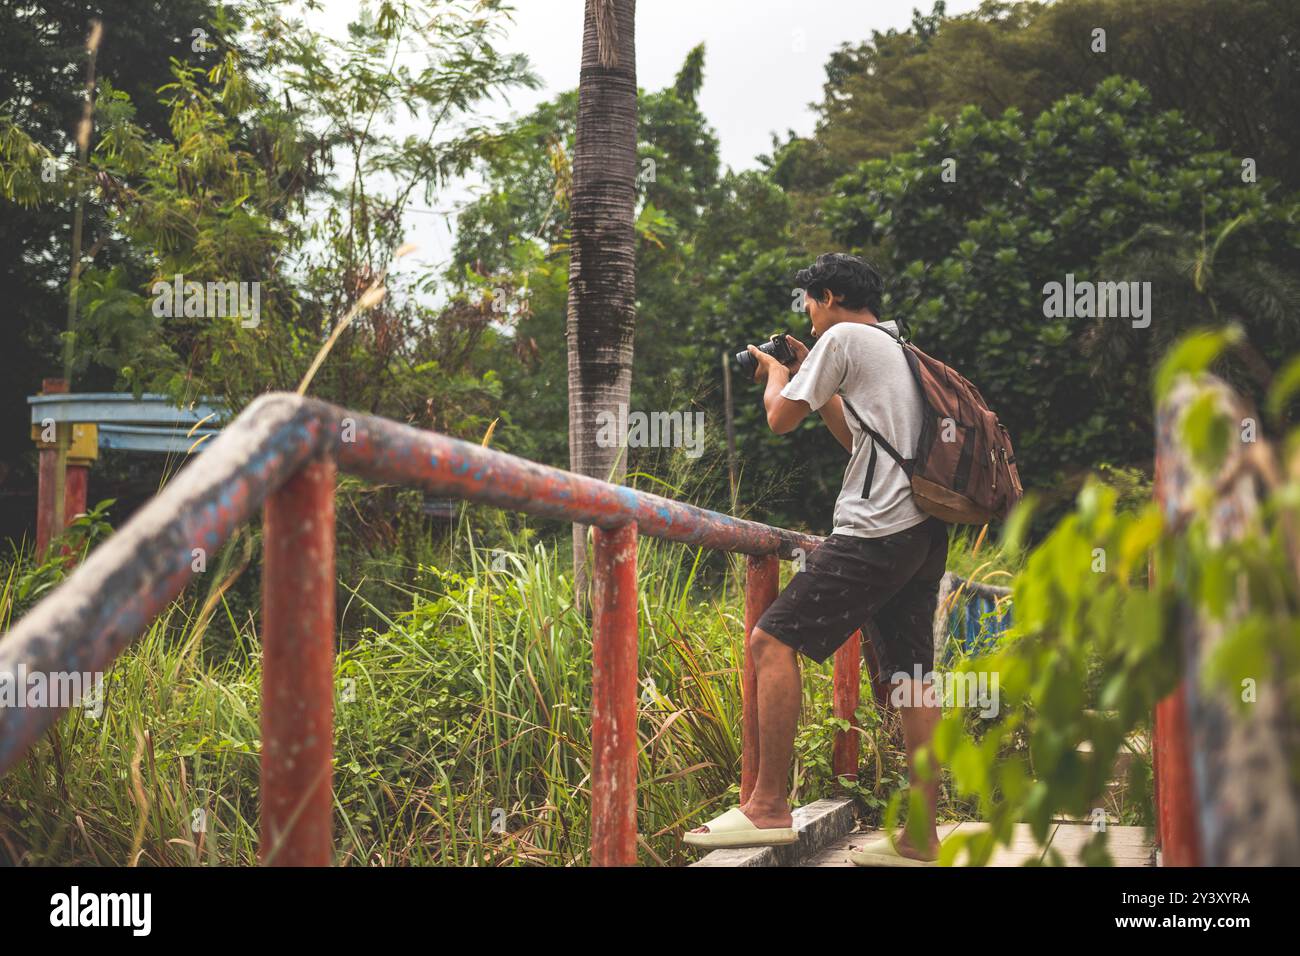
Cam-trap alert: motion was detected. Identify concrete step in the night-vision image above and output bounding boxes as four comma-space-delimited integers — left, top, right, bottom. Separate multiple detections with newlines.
689, 798, 857, 867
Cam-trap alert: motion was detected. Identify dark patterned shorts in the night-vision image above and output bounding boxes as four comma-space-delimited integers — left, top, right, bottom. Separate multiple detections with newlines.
756, 517, 948, 672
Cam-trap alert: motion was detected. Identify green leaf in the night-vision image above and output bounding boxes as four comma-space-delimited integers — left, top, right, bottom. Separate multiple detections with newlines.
1267, 355, 1300, 419
1181, 390, 1232, 472
1154, 325, 1243, 401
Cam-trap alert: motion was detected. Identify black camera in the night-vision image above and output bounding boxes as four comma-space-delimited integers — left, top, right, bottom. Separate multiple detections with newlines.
736, 332, 796, 380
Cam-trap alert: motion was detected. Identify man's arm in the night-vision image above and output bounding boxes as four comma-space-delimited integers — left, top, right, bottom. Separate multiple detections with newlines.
760, 363, 811, 434
749, 338, 850, 446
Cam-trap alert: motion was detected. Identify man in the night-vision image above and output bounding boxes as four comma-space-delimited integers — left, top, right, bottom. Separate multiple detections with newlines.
684, 253, 948, 865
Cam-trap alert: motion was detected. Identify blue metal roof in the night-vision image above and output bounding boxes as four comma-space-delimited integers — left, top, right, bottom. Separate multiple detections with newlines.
28, 392, 227, 427
28, 392, 228, 454
98, 424, 223, 455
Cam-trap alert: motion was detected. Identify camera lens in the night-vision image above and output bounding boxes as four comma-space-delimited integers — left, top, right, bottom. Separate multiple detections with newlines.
736, 336, 795, 380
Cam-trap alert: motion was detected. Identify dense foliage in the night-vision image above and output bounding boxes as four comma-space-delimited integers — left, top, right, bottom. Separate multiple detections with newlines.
826, 77, 1300, 500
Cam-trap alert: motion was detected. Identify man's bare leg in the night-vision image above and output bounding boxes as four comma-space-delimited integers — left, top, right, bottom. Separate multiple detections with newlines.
894, 676, 942, 860
688, 627, 800, 833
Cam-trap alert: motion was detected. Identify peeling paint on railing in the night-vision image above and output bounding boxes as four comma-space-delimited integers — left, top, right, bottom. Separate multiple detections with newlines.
0, 392, 832, 866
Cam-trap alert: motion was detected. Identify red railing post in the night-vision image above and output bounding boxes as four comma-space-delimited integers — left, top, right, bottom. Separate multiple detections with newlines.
741, 553, 780, 805
36, 441, 58, 557
590, 521, 639, 866
261, 456, 336, 866
832, 631, 862, 781
65, 461, 89, 526
1150, 431, 1202, 867
1153, 685, 1200, 865
35, 378, 68, 557
60, 458, 91, 565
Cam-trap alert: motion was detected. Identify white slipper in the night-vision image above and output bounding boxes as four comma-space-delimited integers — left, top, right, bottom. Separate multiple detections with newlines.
848, 834, 939, 867
682, 807, 798, 849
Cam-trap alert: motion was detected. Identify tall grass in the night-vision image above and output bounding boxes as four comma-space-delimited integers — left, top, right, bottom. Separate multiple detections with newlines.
0, 510, 954, 865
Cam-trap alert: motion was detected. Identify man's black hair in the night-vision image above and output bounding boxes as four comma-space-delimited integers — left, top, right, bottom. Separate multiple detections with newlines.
795, 253, 884, 317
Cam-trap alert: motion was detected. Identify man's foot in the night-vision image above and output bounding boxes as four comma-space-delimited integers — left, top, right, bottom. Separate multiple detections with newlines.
848, 829, 942, 866
739, 798, 794, 831
681, 803, 799, 848
891, 830, 941, 862
686, 799, 792, 835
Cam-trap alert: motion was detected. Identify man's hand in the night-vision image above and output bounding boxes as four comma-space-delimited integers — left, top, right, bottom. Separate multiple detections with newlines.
747, 336, 810, 381
784, 335, 810, 376
746, 343, 782, 383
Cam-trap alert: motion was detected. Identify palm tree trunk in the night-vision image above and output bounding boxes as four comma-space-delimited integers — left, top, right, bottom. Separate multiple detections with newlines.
567, 0, 637, 609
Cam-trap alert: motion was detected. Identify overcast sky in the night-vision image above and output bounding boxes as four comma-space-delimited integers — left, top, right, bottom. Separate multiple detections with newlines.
486, 0, 983, 172
306, 0, 985, 284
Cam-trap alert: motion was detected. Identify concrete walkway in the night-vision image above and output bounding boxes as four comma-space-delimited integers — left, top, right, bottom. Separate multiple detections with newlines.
801, 820, 1156, 867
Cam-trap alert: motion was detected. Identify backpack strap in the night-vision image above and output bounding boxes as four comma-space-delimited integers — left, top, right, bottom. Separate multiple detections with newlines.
840, 397, 913, 499
841, 399, 911, 471
840, 322, 916, 496
862, 321, 904, 345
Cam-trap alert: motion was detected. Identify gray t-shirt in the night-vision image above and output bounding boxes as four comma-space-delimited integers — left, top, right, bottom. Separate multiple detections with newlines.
781, 320, 928, 538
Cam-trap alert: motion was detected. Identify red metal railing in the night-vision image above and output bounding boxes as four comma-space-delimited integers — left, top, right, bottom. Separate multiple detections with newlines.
0, 392, 875, 866
33, 378, 91, 557
1150, 439, 1200, 866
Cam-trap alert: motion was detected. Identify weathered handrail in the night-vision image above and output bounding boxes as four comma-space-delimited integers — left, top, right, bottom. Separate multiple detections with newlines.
0, 392, 838, 865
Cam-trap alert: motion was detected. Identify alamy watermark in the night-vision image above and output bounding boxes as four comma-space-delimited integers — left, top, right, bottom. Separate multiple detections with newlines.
1042, 274, 1150, 329
152, 274, 261, 327
1, 665, 104, 717
889, 665, 1000, 718
595, 403, 705, 459
50, 886, 151, 936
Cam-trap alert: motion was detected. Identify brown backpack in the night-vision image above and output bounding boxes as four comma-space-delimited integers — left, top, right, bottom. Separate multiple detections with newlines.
840, 323, 1023, 525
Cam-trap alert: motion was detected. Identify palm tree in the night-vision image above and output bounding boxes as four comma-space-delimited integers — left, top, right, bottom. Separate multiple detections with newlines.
567, 0, 638, 604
